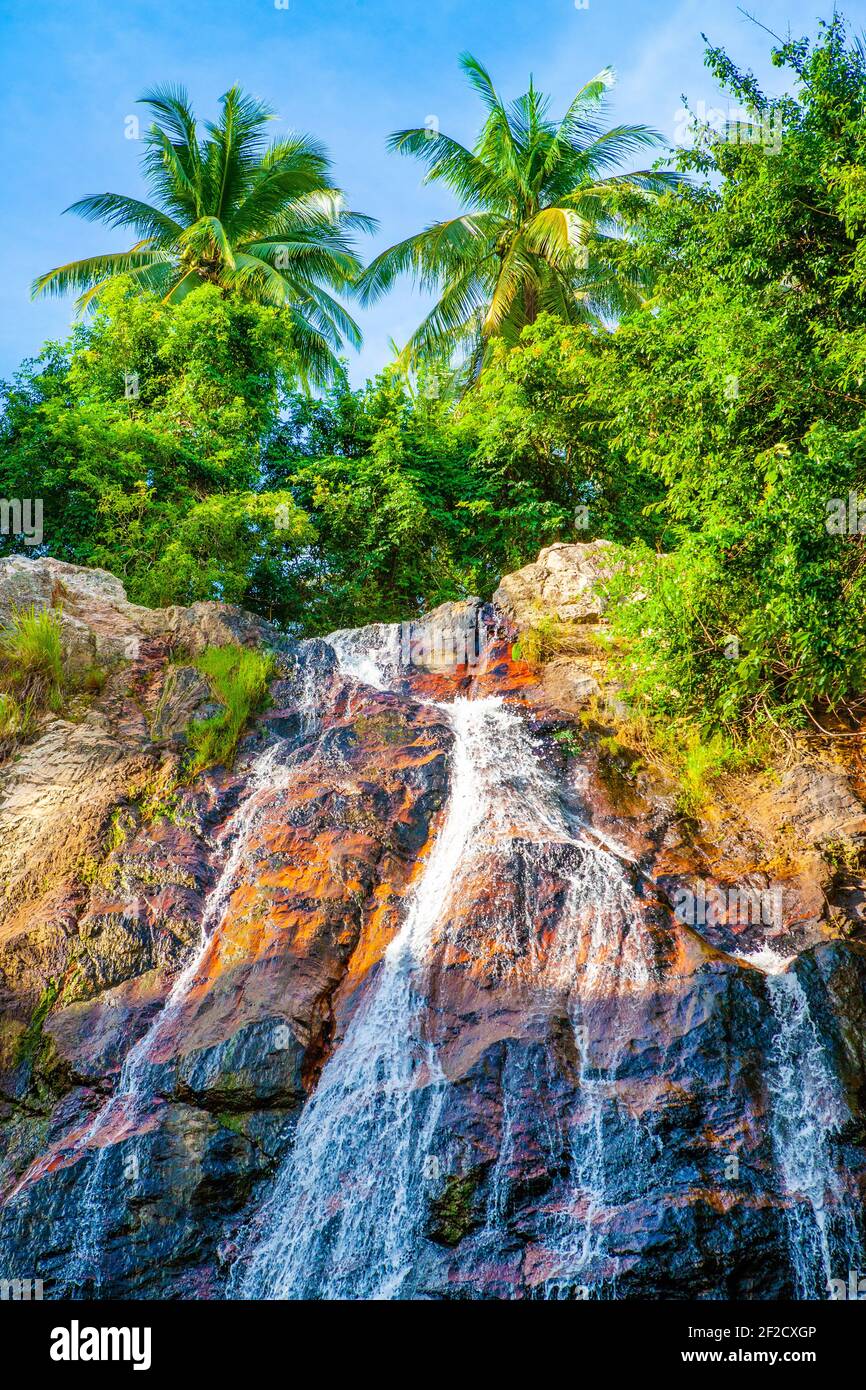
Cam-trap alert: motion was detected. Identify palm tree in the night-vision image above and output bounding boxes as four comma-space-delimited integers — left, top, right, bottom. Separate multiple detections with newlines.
33, 85, 375, 381
357, 55, 678, 370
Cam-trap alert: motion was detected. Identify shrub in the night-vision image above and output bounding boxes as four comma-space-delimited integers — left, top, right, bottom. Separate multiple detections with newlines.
0, 606, 66, 760
674, 732, 733, 820
512, 615, 569, 665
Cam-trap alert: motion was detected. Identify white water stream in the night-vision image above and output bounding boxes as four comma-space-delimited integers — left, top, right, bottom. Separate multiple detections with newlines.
5, 624, 861, 1301
236, 626, 656, 1298
766, 970, 863, 1297
65, 740, 296, 1293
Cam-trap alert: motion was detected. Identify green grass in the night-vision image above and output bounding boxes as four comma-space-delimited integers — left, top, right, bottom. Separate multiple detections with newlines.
0, 605, 64, 708
186, 645, 275, 775
673, 730, 744, 820
0, 606, 67, 759
553, 727, 584, 759
0, 690, 36, 754
512, 614, 561, 665
80, 665, 108, 694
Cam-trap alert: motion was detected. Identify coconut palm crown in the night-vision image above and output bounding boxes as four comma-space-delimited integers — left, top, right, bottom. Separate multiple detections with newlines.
33, 85, 375, 381
357, 54, 679, 369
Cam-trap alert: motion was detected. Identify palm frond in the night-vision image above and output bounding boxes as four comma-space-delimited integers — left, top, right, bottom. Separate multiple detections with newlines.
522, 206, 589, 267
32, 243, 168, 300
205, 85, 274, 218
75, 258, 177, 314
142, 126, 202, 220
64, 193, 183, 243
387, 128, 508, 208
484, 234, 540, 333
139, 84, 200, 154
356, 214, 499, 304
179, 215, 236, 269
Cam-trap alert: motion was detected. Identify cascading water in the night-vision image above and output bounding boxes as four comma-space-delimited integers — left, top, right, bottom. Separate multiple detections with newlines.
235, 696, 508, 1298
536, 854, 656, 1299
5, 614, 857, 1301
63, 738, 296, 1294
766, 969, 864, 1298
0, 646, 333, 1295
326, 624, 402, 691
3, 583, 865, 1302
234, 626, 658, 1298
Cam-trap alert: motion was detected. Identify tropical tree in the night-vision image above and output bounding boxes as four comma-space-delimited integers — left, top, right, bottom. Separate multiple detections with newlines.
33, 85, 375, 381
357, 54, 678, 369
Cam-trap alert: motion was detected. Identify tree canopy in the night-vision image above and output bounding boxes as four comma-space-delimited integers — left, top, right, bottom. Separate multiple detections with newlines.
4, 16, 866, 746
357, 53, 678, 370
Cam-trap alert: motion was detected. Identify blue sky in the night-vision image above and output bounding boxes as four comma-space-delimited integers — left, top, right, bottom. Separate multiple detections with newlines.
0, 0, 832, 385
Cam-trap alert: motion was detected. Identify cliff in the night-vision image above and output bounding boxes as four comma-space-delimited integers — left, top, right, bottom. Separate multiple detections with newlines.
0, 547, 864, 1299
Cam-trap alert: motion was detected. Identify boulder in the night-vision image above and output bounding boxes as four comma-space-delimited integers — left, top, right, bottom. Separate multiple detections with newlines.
493, 540, 617, 626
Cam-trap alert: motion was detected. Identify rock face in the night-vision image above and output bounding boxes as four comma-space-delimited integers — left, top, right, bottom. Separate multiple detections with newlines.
493, 540, 616, 626
0, 547, 864, 1300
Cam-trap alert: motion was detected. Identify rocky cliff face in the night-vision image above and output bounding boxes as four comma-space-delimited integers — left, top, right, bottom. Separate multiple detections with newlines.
0, 547, 864, 1300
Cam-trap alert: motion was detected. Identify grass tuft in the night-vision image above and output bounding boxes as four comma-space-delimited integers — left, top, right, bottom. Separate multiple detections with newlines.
0, 605, 64, 707
0, 690, 36, 758
0, 606, 67, 759
186, 645, 275, 775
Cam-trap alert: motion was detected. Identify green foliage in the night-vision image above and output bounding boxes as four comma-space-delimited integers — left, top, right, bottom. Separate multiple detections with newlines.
0, 605, 64, 706
264, 366, 584, 630
456, 320, 665, 546
0, 606, 65, 760
0, 691, 35, 757
32, 85, 373, 383
0, 284, 316, 609
138, 768, 185, 826
513, 615, 561, 665
186, 645, 275, 774
674, 732, 736, 820
426, 1169, 484, 1247
3, 17, 866, 752
553, 726, 585, 759
262, 326, 660, 633
106, 808, 132, 853
593, 18, 866, 733
14, 977, 61, 1067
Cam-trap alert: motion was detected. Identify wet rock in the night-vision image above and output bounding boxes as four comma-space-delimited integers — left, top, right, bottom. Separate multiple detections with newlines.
0, 554, 865, 1301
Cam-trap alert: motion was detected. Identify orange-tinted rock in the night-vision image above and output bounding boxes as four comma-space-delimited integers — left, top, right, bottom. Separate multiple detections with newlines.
1, 559, 865, 1300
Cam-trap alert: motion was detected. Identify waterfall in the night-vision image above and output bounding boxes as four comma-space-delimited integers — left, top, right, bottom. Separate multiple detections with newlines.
326, 624, 402, 691
61, 738, 296, 1294
1, 648, 333, 1294
234, 696, 507, 1298
537, 854, 656, 1299
6, 612, 859, 1301
766, 970, 864, 1298
234, 661, 656, 1298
